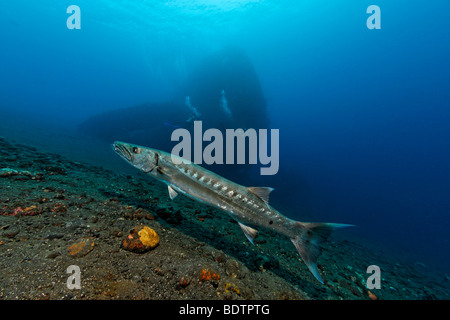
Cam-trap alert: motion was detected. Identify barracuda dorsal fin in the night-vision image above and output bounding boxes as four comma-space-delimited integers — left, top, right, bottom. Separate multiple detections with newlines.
238, 222, 258, 245
247, 187, 274, 204
168, 185, 178, 200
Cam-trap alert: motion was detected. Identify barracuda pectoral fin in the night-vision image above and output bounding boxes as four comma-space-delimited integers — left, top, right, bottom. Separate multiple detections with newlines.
247, 187, 274, 204
238, 222, 258, 245
168, 185, 178, 200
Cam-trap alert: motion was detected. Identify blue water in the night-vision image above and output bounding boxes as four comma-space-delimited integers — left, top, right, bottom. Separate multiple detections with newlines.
1, 0, 449, 273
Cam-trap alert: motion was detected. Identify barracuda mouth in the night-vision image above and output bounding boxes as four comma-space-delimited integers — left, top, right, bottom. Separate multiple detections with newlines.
112, 142, 132, 162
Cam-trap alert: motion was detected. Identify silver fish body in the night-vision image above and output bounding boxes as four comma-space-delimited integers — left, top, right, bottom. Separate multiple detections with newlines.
113, 141, 352, 283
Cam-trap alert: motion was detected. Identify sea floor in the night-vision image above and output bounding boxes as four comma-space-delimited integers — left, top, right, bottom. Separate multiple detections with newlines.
0, 135, 449, 300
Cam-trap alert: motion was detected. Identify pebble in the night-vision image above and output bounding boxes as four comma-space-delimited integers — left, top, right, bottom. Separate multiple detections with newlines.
46, 233, 64, 240
122, 225, 159, 253
3, 228, 19, 239
111, 229, 123, 237
68, 238, 95, 258
225, 259, 242, 279
47, 252, 60, 259
0, 168, 18, 177
178, 277, 190, 288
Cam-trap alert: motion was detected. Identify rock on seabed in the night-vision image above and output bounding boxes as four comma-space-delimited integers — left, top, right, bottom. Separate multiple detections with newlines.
122, 225, 159, 253
68, 238, 95, 258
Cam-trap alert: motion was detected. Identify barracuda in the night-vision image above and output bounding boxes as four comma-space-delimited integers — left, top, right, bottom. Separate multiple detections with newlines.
112, 141, 352, 283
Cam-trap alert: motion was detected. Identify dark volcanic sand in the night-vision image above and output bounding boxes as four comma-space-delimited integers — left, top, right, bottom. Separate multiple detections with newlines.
0, 136, 449, 300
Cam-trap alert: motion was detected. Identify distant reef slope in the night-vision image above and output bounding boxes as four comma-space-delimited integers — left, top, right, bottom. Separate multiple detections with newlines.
172, 45, 270, 131
78, 102, 189, 151
78, 46, 269, 144
77, 46, 269, 179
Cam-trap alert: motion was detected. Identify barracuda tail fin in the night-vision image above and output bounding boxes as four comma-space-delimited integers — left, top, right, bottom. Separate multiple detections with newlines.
291, 222, 353, 284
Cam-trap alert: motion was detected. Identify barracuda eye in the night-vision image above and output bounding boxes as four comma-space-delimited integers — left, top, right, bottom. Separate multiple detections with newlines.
132, 147, 141, 154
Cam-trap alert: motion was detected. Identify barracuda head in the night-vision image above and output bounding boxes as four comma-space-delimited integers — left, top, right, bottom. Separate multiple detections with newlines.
112, 141, 159, 174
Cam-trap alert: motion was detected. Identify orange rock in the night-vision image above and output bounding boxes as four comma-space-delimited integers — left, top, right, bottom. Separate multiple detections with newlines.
179, 277, 190, 288
12, 207, 23, 216
199, 269, 220, 281
122, 225, 159, 253
68, 238, 95, 258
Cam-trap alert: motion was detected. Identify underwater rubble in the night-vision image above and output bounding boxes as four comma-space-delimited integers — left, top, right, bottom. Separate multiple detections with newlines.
0, 136, 449, 300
